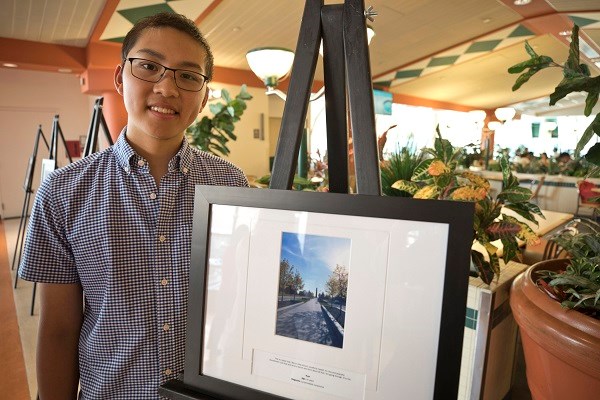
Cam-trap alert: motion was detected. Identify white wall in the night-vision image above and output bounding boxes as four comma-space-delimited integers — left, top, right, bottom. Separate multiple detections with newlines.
0, 69, 95, 219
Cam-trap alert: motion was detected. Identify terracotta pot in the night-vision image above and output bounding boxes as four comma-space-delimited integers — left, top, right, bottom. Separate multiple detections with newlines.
510, 258, 600, 400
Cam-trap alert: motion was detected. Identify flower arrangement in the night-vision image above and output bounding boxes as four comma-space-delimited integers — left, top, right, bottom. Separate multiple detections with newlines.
392, 129, 544, 284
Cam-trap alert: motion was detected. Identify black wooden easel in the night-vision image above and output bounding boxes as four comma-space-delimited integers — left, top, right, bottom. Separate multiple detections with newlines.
161, 1, 381, 399
269, 0, 380, 195
13, 115, 74, 315
84, 97, 114, 157
11, 125, 49, 275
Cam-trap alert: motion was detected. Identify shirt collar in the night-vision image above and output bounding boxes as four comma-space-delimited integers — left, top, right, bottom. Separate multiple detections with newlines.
169, 139, 194, 174
113, 127, 194, 175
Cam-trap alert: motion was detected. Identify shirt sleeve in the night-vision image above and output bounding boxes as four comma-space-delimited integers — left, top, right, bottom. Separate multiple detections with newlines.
18, 172, 79, 284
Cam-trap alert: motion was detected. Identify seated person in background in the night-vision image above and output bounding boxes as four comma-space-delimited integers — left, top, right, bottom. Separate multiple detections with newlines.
557, 151, 572, 164
557, 152, 573, 173
514, 151, 531, 167
539, 152, 550, 167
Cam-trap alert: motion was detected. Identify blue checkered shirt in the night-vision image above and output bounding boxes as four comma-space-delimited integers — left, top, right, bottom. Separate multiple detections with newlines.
19, 131, 248, 399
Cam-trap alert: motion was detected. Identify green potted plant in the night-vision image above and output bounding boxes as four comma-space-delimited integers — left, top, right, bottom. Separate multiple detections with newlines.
510, 218, 600, 399
380, 140, 425, 197
392, 129, 543, 284
186, 85, 253, 157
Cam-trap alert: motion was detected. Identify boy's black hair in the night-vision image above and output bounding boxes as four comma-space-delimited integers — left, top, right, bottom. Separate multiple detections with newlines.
121, 12, 214, 81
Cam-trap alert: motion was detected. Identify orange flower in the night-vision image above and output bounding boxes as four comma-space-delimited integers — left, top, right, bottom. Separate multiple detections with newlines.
414, 185, 439, 199
427, 160, 449, 177
451, 186, 487, 201
461, 171, 491, 190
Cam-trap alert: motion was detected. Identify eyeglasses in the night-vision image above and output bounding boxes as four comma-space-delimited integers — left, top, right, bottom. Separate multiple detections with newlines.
126, 58, 208, 92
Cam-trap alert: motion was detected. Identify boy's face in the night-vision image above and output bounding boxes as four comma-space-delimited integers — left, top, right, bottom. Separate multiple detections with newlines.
114, 27, 209, 145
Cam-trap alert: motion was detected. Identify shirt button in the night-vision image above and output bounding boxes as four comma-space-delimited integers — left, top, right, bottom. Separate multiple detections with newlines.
164, 368, 172, 376
161, 278, 168, 286
163, 323, 170, 332
182, 167, 189, 174
159, 235, 167, 242
150, 192, 157, 200
138, 159, 145, 167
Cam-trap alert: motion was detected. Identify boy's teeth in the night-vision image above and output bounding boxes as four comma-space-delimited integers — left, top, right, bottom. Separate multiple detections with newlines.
150, 106, 175, 114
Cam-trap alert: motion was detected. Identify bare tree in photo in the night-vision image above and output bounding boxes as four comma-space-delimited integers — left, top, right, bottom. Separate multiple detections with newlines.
325, 264, 348, 300
279, 259, 306, 302
279, 259, 293, 302
292, 271, 304, 300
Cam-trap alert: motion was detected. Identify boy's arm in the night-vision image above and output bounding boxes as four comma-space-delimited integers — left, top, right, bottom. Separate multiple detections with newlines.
37, 282, 83, 400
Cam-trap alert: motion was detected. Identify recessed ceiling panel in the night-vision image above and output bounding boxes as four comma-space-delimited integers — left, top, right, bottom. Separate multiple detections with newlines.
389, 35, 571, 109
0, 0, 106, 47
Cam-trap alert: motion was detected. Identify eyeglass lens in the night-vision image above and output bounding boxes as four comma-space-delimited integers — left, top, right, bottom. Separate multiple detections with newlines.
129, 58, 206, 91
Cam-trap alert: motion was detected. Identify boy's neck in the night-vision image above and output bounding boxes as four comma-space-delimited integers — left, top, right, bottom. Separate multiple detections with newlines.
125, 133, 184, 186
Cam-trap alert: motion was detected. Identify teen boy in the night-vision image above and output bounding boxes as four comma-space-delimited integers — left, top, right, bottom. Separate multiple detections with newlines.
20, 12, 248, 399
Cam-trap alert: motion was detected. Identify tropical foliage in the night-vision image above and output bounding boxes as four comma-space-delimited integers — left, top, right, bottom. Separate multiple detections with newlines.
509, 25, 600, 164
392, 129, 544, 284
537, 218, 600, 319
380, 142, 425, 197
186, 85, 253, 157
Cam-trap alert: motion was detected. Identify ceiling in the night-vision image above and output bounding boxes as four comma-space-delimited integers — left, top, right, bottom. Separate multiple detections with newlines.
1, 0, 600, 117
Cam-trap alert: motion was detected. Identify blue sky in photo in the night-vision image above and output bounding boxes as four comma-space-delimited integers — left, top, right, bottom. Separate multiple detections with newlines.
280, 231, 351, 295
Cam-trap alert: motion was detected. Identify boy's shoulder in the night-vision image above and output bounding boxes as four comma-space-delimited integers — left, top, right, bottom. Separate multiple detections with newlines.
45, 147, 115, 182
190, 147, 245, 174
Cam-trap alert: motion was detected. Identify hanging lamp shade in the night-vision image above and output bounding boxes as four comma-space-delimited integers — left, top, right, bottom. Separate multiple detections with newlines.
468, 110, 487, 123
487, 121, 502, 131
366, 24, 376, 44
246, 47, 294, 88
494, 107, 516, 122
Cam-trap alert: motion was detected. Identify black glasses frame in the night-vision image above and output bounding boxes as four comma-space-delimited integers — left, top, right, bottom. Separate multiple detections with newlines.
126, 57, 209, 92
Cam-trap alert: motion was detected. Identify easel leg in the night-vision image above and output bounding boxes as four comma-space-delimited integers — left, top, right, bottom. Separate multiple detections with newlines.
269, 0, 323, 190
31, 282, 37, 316
344, 0, 381, 195
11, 191, 29, 270
14, 191, 32, 288
322, 5, 349, 193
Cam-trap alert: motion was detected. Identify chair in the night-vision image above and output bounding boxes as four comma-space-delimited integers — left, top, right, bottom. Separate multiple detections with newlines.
519, 176, 545, 204
531, 175, 545, 203
541, 235, 569, 260
575, 180, 600, 217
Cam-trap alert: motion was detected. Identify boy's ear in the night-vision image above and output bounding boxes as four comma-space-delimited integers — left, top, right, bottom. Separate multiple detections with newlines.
199, 89, 209, 113
114, 64, 124, 95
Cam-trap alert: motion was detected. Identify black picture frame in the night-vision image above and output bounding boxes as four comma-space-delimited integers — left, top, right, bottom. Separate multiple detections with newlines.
166, 186, 474, 400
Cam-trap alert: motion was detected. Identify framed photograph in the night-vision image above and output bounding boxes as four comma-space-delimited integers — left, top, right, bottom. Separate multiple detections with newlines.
181, 186, 474, 400
40, 158, 56, 184
22, 156, 36, 191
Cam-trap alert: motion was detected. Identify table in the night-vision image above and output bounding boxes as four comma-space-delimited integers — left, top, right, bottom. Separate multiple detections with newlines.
502, 207, 574, 236
472, 208, 574, 258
